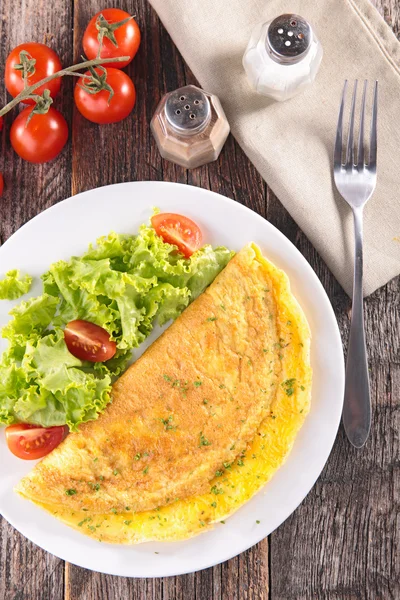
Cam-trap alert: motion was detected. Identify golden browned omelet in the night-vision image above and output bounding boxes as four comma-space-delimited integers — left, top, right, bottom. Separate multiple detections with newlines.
16, 243, 312, 543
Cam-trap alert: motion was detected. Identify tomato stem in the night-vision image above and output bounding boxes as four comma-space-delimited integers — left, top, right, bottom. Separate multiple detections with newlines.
0, 55, 129, 118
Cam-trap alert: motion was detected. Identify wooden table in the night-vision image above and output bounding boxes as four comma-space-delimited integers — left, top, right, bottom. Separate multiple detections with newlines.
0, 1, 398, 598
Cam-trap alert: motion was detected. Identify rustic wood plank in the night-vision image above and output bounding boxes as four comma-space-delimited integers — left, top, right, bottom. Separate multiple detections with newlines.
0, 0, 73, 598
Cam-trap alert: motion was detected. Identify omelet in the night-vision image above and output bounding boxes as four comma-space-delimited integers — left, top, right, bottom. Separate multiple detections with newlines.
16, 243, 311, 543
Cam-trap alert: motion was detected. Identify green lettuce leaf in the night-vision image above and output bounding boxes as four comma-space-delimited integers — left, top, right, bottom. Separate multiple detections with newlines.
0, 270, 32, 300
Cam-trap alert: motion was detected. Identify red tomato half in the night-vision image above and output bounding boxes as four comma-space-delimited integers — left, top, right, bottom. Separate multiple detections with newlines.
0, 116, 3, 131
83, 8, 141, 69
6, 423, 68, 460
64, 320, 117, 362
0, 173, 4, 197
74, 68, 136, 124
5, 42, 62, 104
151, 213, 203, 258
10, 106, 68, 163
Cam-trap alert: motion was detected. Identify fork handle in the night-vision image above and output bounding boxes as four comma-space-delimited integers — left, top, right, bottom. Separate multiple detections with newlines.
343, 207, 371, 447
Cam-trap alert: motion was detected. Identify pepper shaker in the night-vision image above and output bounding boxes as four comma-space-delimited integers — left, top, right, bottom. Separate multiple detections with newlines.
151, 85, 230, 169
243, 14, 323, 101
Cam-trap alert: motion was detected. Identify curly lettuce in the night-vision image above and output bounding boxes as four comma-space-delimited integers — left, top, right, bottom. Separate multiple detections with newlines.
0, 224, 233, 429
0, 270, 32, 300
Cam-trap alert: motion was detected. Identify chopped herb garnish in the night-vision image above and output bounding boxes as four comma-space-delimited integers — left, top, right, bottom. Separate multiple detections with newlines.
207, 316, 217, 322
256, 520, 261, 524
247, 359, 252, 366
134, 453, 141, 461
199, 432, 211, 446
113, 469, 119, 476
143, 466, 149, 475
211, 485, 224, 495
163, 374, 171, 381
237, 460, 245, 467
125, 506, 131, 511
194, 381, 202, 387
111, 508, 118, 515
287, 320, 292, 326
282, 378, 296, 396
160, 415, 177, 431
93, 457, 98, 462
203, 399, 208, 405
220, 303, 226, 310
215, 470, 224, 477
223, 462, 232, 469
211, 502, 217, 508
88, 482, 100, 491
78, 517, 91, 527
220, 520, 225, 524
199, 520, 206, 527
124, 520, 132, 526
300, 385, 305, 391
263, 348, 268, 353
219, 384, 225, 389
65, 488, 77, 496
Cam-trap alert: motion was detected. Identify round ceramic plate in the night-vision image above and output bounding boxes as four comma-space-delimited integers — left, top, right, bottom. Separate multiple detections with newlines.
0, 181, 344, 577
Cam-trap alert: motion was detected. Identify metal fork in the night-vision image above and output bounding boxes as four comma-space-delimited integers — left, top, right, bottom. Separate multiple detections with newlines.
333, 80, 378, 448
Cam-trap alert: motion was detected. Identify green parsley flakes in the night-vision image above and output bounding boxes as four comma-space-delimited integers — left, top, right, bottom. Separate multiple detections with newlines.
199, 432, 211, 447
194, 381, 202, 387
134, 453, 141, 461
207, 316, 217, 322
160, 415, 177, 431
65, 488, 77, 496
143, 466, 149, 475
211, 485, 224, 495
282, 378, 296, 396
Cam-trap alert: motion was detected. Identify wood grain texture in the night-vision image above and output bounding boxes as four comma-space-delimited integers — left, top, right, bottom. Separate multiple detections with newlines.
0, 0, 399, 598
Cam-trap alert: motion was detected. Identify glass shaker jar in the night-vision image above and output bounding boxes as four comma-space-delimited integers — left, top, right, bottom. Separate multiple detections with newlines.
151, 85, 230, 169
243, 14, 323, 101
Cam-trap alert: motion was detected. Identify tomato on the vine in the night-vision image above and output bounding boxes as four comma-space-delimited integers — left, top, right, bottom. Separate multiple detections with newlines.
5, 423, 69, 460
83, 8, 140, 69
10, 106, 68, 163
74, 67, 136, 124
5, 43, 62, 104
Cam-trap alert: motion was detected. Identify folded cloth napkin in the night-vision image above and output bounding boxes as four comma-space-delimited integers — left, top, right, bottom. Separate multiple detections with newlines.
148, 0, 400, 296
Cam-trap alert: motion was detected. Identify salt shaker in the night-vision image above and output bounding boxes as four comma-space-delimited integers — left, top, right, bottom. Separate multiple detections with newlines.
243, 14, 323, 101
151, 85, 230, 169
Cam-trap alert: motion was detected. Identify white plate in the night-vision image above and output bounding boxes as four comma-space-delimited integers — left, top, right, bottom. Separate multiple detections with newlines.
0, 181, 344, 577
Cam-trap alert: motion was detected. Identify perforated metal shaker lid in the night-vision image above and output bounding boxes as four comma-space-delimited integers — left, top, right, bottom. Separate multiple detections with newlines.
165, 85, 211, 135
266, 14, 312, 64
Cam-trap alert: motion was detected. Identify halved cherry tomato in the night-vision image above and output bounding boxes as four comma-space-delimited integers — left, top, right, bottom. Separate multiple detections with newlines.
5, 43, 62, 105
64, 320, 117, 362
151, 213, 203, 258
5, 423, 68, 460
10, 106, 68, 163
74, 67, 136, 124
0, 116, 3, 131
83, 8, 141, 69
0, 173, 4, 197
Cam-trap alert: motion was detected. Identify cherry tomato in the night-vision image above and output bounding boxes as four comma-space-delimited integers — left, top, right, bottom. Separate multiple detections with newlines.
64, 320, 117, 362
10, 106, 68, 163
6, 423, 68, 460
5, 43, 62, 105
151, 213, 203, 258
0, 116, 3, 131
74, 67, 136, 124
0, 173, 4, 197
83, 8, 141, 69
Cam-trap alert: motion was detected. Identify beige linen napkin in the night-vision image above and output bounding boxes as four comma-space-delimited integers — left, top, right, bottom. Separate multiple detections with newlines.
148, 0, 400, 296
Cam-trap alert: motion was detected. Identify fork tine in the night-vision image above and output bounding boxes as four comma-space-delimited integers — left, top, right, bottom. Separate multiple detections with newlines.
334, 80, 348, 167
345, 80, 358, 167
369, 81, 378, 169
357, 80, 367, 168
